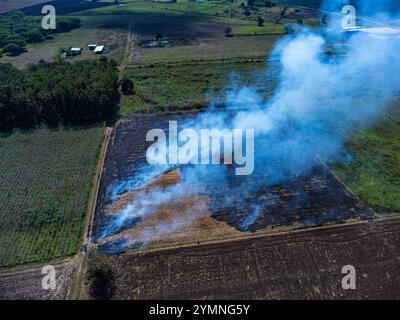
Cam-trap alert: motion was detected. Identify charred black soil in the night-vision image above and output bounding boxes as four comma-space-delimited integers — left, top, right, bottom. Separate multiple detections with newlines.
93, 113, 375, 252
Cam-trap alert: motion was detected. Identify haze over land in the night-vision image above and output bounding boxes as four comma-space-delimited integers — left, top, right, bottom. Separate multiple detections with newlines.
0, 0, 400, 300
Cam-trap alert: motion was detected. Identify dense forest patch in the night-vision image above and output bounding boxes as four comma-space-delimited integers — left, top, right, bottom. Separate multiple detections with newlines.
0, 10, 81, 57
0, 58, 120, 132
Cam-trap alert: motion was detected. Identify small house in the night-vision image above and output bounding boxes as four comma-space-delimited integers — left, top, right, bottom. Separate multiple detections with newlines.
88, 44, 97, 51
94, 45, 105, 54
70, 47, 82, 56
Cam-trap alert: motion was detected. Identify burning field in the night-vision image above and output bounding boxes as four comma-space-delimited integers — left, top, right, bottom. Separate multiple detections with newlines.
92, 113, 375, 255
86, 1, 400, 299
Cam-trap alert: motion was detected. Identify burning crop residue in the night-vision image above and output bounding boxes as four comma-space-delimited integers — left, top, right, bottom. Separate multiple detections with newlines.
94, 0, 400, 254
93, 118, 376, 253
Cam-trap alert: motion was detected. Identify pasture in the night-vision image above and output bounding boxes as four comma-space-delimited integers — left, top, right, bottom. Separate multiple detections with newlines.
119, 58, 279, 114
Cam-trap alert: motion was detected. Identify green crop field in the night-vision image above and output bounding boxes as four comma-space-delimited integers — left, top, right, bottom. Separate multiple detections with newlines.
0, 127, 104, 267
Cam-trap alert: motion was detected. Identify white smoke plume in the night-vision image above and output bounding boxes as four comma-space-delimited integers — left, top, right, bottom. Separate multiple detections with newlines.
99, 0, 400, 248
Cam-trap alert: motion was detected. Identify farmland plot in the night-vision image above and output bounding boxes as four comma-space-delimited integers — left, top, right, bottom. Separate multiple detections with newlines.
92, 214, 400, 299
0, 127, 104, 267
92, 113, 375, 255
135, 35, 280, 64
0, 258, 77, 300
120, 59, 279, 114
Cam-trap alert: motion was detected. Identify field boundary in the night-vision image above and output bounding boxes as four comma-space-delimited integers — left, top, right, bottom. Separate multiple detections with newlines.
124, 56, 268, 69
71, 127, 112, 300
0, 256, 73, 276
114, 213, 400, 259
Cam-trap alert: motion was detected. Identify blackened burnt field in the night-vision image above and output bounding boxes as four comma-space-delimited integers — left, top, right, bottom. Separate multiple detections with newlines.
93, 113, 375, 253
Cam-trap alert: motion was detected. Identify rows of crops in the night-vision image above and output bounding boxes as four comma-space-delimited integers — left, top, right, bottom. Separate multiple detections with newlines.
0, 127, 104, 267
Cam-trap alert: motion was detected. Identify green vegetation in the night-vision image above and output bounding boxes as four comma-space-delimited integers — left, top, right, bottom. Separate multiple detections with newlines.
119, 58, 276, 115
0, 10, 81, 57
2, 0, 319, 67
232, 20, 285, 35
274, 0, 322, 8
1, 25, 128, 68
0, 59, 119, 131
78, 0, 238, 16
332, 108, 400, 214
0, 127, 104, 267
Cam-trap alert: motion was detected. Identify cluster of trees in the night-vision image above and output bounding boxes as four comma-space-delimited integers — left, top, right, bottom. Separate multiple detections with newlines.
0, 10, 81, 57
0, 58, 120, 131
264, 1, 276, 8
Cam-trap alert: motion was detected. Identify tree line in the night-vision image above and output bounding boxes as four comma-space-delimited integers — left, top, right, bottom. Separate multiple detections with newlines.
0, 10, 81, 57
0, 58, 120, 132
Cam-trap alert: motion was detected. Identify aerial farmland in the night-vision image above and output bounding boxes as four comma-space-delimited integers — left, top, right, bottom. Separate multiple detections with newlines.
0, 0, 400, 305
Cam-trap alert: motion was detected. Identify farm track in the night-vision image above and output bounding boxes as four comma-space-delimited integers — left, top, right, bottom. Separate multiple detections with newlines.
74, 127, 112, 300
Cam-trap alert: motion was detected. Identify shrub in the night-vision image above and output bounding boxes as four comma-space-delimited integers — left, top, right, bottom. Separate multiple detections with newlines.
86, 257, 116, 300
120, 78, 134, 95
2, 43, 24, 56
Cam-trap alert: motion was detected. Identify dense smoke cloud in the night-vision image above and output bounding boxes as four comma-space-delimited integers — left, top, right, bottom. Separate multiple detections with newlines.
98, 0, 400, 247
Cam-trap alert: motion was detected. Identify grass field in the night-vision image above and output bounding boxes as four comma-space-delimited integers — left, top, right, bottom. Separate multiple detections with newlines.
332, 106, 400, 214
119, 58, 278, 114
0, 127, 104, 267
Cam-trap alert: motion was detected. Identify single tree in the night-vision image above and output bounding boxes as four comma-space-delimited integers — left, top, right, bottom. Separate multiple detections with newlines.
155, 33, 163, 41
224, 26, 233, 37
120, 78, 134, 95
